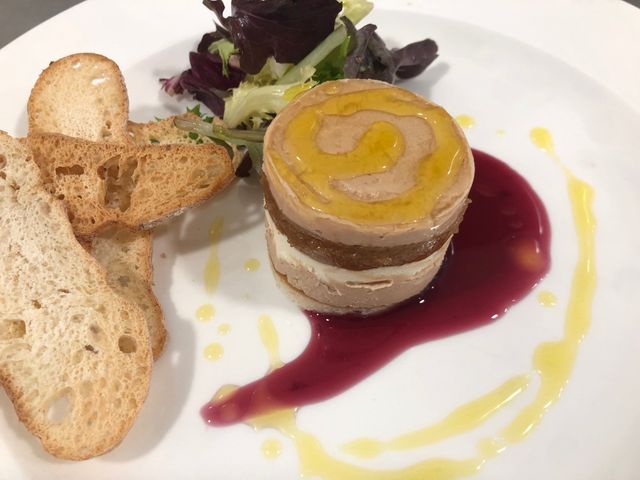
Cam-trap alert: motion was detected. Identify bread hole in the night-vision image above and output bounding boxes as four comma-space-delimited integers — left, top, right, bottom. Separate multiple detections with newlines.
10, 181, 20, 191
32, 300, 42, 309
100, 155, 139, 211
117, 275, 130, 287
0, 172, 5, 180
55, 165, 85, 176
70, 313, 83, 323
89, 324, 101, 335
58, 288, 70, 294
0, 154, 5, 169
0, 320, 26, 340
57, 193, 65, 200
118, 335, 137, 354
96, 304, 106, 314
84, 344, 98, 354
47, 388, 73, 424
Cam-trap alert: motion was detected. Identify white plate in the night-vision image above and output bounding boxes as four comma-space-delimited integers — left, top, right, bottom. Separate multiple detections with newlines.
1, 1, 640, 479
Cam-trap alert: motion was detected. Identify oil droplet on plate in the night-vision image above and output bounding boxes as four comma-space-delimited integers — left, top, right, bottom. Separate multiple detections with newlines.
537, 291, 557, 307
196, 304, 215, 322
258, 314, 283, 370
204, 342, 224, 361
204, 218, 224, 293
244, 258, 261, 272
261, 438, 283, 459
218, 323, 231, 335
530, 127, 555, 153
496, 129, 506, 137
455, 114, 475, 129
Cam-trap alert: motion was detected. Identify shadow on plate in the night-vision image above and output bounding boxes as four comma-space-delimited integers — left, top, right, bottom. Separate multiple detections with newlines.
103, 215, 198, 462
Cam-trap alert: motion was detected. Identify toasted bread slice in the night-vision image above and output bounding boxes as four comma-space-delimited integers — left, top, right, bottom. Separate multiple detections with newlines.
28, 132, 234, 237
28, 53, 130, 143
80, 228, 166, 359
0, 132, 152, 460
129, 113, 217, 145
28, 53, 167, 360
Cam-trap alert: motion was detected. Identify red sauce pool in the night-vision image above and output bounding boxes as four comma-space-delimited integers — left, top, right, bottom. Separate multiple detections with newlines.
202, 149, 551, 425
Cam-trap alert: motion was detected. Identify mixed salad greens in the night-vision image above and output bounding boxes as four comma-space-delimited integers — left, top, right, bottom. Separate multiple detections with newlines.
161, 0, 439, 174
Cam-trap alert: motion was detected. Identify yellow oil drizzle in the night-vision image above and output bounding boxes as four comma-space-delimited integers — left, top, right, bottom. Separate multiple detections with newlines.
204, 217, 224, 293
537, 290, 557, 307
496, 129, 506, 137
224, 127, 595, 479
500, 128, 596, 443
218, 323, 231, 335
244, 258, 261, 272
204, 342, 224, 361
196, 303, 215, 322
258, 314, 283, 371
261, 438, 283, 459
270, 86, 466, 224
455, 114, 475, 129
342, 375, 529, 459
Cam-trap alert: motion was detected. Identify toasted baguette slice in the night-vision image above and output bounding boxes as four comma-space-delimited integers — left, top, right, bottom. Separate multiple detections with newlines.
0, 132, 152, 460
80, 228, 166, 359
129, 113, 217, 145
28, 54, 167, 361
28, 132, 234, 237
28, 53, 130, 143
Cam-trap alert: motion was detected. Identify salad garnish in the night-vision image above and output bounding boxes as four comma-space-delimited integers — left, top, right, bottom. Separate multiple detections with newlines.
161, 0, 439, 174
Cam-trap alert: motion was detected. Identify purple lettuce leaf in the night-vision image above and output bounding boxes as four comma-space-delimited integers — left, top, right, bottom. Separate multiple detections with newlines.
226, 0, 342, 74
392, 39, 439, 79
343, 23, 395, 83
202, 0, 231, 35
160, 49, 245, 116
344, 20, 439, 84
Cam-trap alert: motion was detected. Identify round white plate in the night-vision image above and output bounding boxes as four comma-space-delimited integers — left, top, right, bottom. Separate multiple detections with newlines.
1, 1, 639, 479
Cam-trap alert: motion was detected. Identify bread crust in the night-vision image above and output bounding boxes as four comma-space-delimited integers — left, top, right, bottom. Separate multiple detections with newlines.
0, 132, 152, 460
28, 132, 234, 238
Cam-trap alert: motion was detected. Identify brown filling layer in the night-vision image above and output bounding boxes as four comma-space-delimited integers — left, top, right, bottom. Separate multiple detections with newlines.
263, 177, 467, 271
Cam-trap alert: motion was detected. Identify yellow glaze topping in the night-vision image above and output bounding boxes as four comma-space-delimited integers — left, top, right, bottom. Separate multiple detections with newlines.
269, 86, 467, 224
